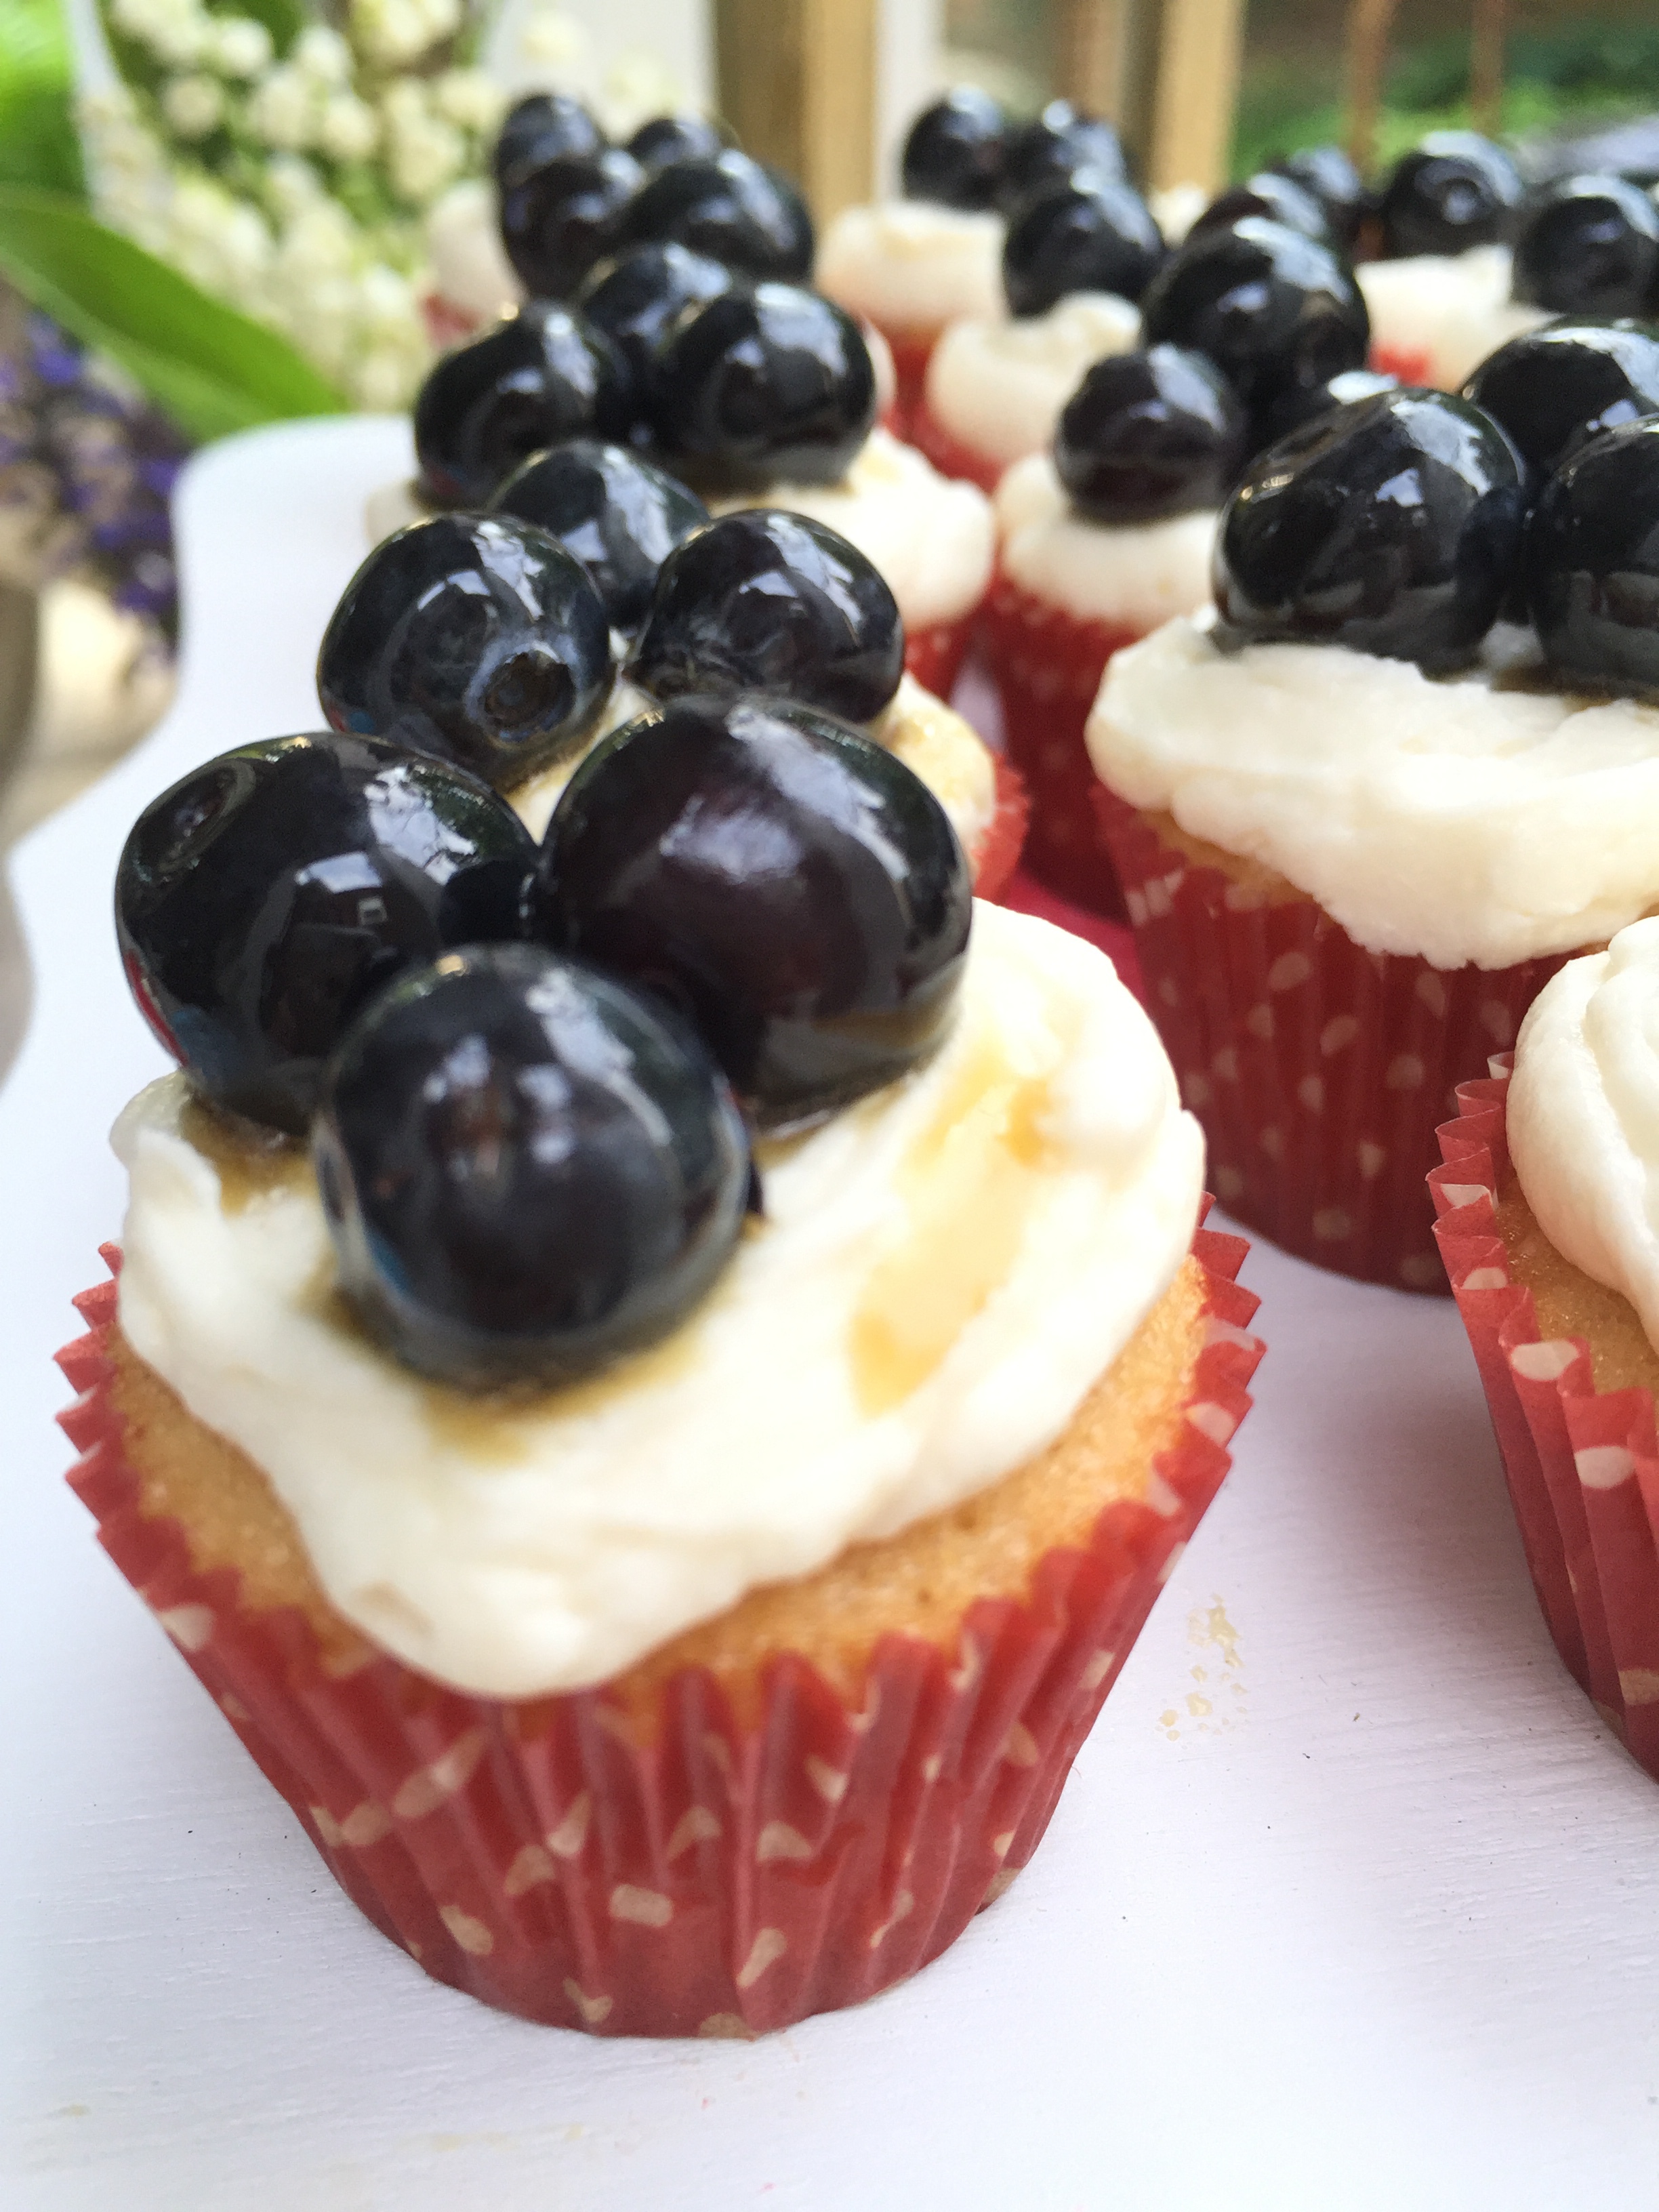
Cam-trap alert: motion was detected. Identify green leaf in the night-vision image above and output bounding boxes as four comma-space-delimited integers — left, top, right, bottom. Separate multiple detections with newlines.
0, 0, 85, 197
0, 187, 347, 442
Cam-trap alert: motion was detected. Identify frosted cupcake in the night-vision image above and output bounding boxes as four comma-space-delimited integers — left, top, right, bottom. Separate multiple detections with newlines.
983, 347, 1237, 912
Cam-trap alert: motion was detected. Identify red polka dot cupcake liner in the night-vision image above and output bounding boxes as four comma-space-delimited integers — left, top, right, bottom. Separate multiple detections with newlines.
57, 1228, 1261, 2040
973, 754, 1031, 907
908, 401, 1005, 493
884, 331, 938, 442
1096, 789, 1570, 1291
1370, 342, 1433, 386
904, 612, 979, 701
1433, 1066, 1659, 1779
981, 571, 1143, 917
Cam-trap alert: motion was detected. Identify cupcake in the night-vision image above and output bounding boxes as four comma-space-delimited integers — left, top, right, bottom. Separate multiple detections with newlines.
982, 346, 1239, 913
1088, 373, 1659, 1292
63, 495, 1262, 2035
1431, 918, 1659, 1778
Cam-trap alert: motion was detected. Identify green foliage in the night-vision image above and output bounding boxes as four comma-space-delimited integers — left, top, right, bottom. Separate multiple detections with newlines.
0, 0, 85, 198
0, 188, 346, 441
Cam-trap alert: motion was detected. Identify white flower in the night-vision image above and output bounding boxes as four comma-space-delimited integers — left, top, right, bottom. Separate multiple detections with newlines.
211, 16, 273, 79
292, 25, 354, 87
432, 69, 503, 134
246, 64, 314, 151
353, 344, 423, 411
111, 0, 209, 69
520, 6, 590, 71
351, 0, 433, 68
599, 52, 684, 139
264, 155, 324, 213
161, 74, 224, 140
318, 94, 380, 162
388, 111, 465, 205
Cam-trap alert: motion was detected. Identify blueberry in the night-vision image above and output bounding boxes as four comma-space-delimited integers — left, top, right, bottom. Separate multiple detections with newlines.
116, 733, 536, 1134
491, 438, 709, 633
1511, 176, 1659, 319
1002, 173, 1164, 315
1214, 386, 1525, 672
901, 88, 1008, 210
494, 92, 605, 192
1000, 101, 1128, 208
317, 514, 613, 791
1463, 320, 1659, 484
499, 148, 643, 302
413, 304, 636, 508
1188, 171, 1332, 247
628, 112, 726, 171
651, 283, 876, 488
1526, 419, 1659, 694
613, 151, 814, 282
1054, 346, 1245, 523
536, 697, 970, 1126
1269, 144, 1368, 247
1378, 131, 1522, 259
1256, 365, 1399, 448
574, 242, 735, 402
629, 508, 903, 720
316, 943, 750, 1389
1139, 216, 1370, 411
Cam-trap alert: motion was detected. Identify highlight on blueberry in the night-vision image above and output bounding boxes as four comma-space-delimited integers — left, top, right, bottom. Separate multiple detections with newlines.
1526, 417, 1659, 695
901, 88, 1008, 209
498, 148, 643, 301
1462, 319, 1659, 485
1001, 173, 1165, 316
613, 150, 814, 282
1054, 346, 1246, 523
491, 440, 710, 634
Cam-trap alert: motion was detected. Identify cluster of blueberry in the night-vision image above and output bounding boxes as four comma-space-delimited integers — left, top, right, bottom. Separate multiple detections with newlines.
417, 94, 875, 513
114, 460, 964, 1391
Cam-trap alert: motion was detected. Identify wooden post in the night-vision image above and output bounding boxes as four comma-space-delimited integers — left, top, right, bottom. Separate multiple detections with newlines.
1469, 0, 1509, 138
1147, 0, 1246, 192
1345, 0, 1401, 173
1055, 0, 1131, 121
713, 0, 878, 223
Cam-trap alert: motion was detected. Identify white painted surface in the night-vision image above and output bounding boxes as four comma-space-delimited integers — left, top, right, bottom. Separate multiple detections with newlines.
5, 420, 1659, 2211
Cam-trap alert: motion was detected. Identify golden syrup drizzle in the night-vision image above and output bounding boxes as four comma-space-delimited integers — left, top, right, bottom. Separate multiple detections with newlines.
180, 1097, 310, 1212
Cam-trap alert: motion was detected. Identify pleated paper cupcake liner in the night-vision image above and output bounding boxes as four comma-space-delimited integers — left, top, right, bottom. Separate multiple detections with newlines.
974, 755, 1031, 906
58, 1223, 1261, 2040
981, 571, 1144, 916
1370, 342, 1433, 385
905, 613, 979, 701
1433, 1066, 1659, 1779
909, 401, 1006, 493
1097, 789, 1571, 1292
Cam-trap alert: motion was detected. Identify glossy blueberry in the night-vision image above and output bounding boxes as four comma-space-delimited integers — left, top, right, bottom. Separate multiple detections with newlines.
1378, 131, 1523, 259
1511, 175, 1659, 319
1256, 364, 1399, 447
901, 88, 1008, 210
613, 151, 814, 283
317, 514, 613, 791
494, 92, 605, 191
1000, 101, 1128, 207
491, 439, 709, 632
1054, 346, 1245, 522
1189, 171, 1331, 247
574, 243, 735, 400
316, 943, 750, 1389
536, 697, 970, 1126
1139, 216, 1370, 411
499, 148, 644, 301
651, 283, 876, 488
413, 305, 636, 508
1002, 174, 1164, 316
1526, 419, 1659, 694
629, 508, 903, 721
628, 111, 726, 171
1463, 320, 1659, 485
1269, 144, 1368, 247
116, 733, 535, 1134
1214, 386, 1525, 672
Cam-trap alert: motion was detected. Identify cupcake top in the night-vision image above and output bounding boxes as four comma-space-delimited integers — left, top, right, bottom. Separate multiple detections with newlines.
1357, 245, 1547, 390
994, 457, 1216, 629
924, 291, 1141, 470
816, 203, 1005, 337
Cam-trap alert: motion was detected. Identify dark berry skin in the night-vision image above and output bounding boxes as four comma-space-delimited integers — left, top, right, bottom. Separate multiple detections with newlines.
1000, 101, 1127, 207
1214, 387, 1525, 673
1139, 217, 1370, 412
536, 697, 970, 1128
629, 508, 903, 722
1189, 171, 1331, 247
1270, 144, 1368, 247
1256, 365, 1399, 449
1378, 132, 1523, 259
316, 943, 750, 1389
1511, 176, 1659, 319
628, 112, 726, 171
901, 88, 1008, 210
317, 514, 613, 792
413, 305, 636, 508
494, 92, 605, 192
491, 438, 710, 633
116, 733, 535, 1135
1526, 419, 1659, 695
614, 151, 814, 282
499, 148, 643, 302
1002, 174, 1164, 315
1463, 321, 1659, 486
575, 243, 735, 402
651, 284, 876, 489
1054, 346, 1245, 523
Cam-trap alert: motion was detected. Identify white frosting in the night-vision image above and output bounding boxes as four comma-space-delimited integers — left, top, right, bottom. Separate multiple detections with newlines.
1149, 183, 1207, 246
1509, 918, 1659, 1349
1357, 245, 1548, 391
993, 453, 1216, 629
710, 427, 993, 630
365, 476, 426, 546
424, 180, 524, 325
1088, 616, 1659, 971
925, 293, 1141, 469
817, 201, 1005, 336
113, 904, 1204, 1698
